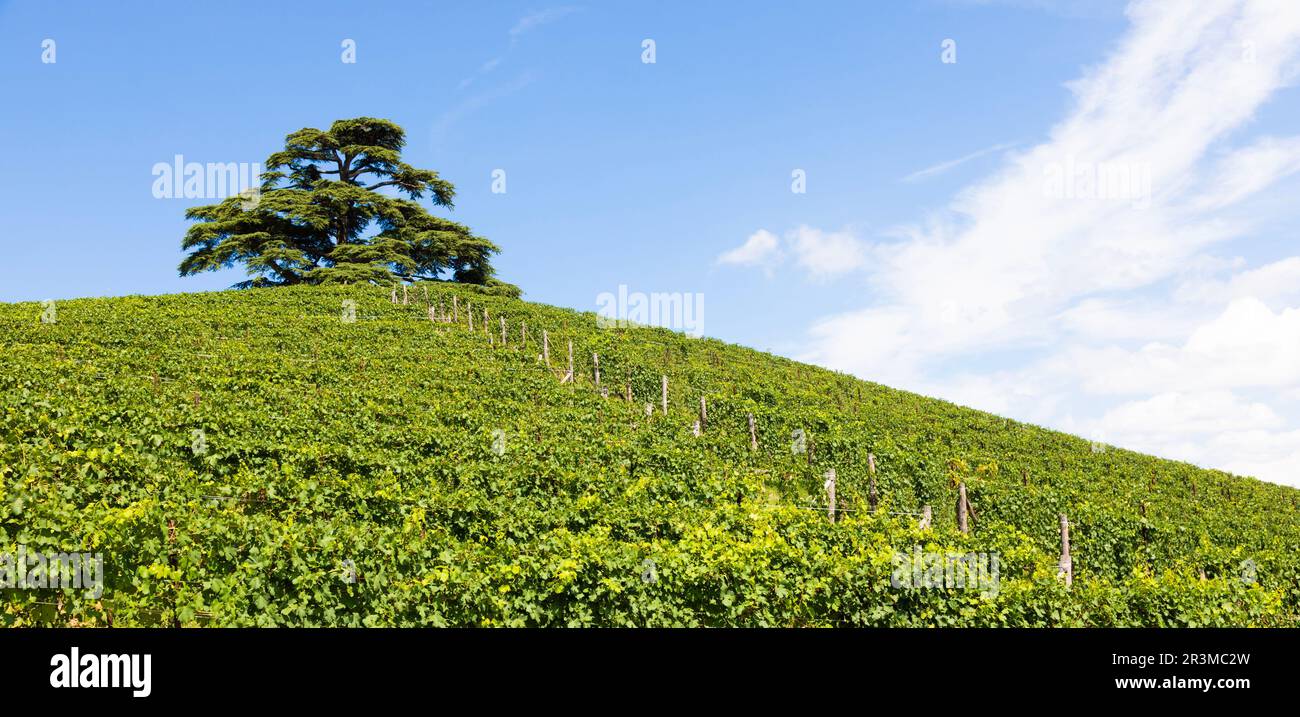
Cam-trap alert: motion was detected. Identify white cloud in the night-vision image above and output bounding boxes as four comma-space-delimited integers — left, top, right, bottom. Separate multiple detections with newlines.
787, 226, 868, 278
1175, 256, 1300, 308
794, 0, 1300, 486
1057, 297, 1196, 343
1094, 390, 1282, 437
716, 230, 782, 272
1084, 391, 1300, 481
1186, 135, 1300, 212
1211, 429, 1300, 481
1058, 290, 1300, 380
804, 306, 921, 385
1075, 299, 1300, 395
717, 225, 867, 280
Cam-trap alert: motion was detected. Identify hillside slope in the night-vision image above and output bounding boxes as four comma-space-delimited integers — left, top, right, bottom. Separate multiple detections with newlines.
1, 284, 1297, 626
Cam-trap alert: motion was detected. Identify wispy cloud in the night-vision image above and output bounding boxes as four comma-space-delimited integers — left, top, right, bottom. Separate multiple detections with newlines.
941, 0, 1129, 19
458, 7, 580, 89
509, 6, 580, 43
434, 71, 540, 144
459, 57, 504, 90
794, 0, 1300, 486
902, 141, 1018, 182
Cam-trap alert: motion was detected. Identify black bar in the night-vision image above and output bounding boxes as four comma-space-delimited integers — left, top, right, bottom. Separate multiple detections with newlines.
0, 628, 1286, 706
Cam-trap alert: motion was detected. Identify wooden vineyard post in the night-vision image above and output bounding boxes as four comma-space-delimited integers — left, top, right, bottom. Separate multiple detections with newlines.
1058, 513, 1073, 587
167, 519, 180, 627
593, 353, 600, 386
421, 285, 428, 304
482, 307, 489, 335
698, 396, 707, 432
467, 305, 474, 332
919, 505, 932, 530
661, 375, 668, 415
748, 413, 757, 451
427, 306, 435, 323
868, 453, 879, 513
390, 286, 397, 304
824, 469, 837, 523
957, 483, 969, 534
521, 322, 527, 348
542, 330, 550, 366
500, 317, 507, 347
402, 285, 409, 305
565, 340, 574, 383
624, 383, 632, 402
453, 296, 459, 323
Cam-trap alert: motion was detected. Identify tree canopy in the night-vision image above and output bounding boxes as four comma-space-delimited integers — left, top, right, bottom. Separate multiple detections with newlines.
179, 117, 519, 296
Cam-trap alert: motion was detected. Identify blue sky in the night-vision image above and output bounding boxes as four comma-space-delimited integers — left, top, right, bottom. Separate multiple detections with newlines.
0, 0, 1121, 314
4, 1, 1300, 486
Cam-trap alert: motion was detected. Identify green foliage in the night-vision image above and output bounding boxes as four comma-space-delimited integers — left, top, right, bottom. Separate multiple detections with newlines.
0, 285, 1296, 626
178, 117, 519, 297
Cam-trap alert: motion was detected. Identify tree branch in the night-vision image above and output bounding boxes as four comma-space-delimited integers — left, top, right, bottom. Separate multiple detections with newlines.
365, 179, 407, 191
